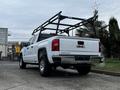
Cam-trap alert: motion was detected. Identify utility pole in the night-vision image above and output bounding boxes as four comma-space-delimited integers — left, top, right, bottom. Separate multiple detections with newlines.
91, 0, 99, 38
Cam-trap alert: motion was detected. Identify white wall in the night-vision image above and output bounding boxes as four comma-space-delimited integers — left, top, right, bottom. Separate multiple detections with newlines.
0, 28, 8, 57
0, 45, 7, 57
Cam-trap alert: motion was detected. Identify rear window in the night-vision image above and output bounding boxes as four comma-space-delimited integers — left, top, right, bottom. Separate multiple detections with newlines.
37, 34, 56, 42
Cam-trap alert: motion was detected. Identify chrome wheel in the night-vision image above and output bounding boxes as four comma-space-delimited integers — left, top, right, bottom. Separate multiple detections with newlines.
40, 59, 45, 73
19, 58, 22, 67
19, 56, 26, 69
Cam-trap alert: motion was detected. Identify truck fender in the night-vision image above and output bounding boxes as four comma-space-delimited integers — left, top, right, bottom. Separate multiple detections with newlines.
38, 48, 48, 62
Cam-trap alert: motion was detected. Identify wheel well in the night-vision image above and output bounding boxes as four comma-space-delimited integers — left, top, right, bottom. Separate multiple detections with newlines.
38, 48, 47, 61
20, 53, 22, 57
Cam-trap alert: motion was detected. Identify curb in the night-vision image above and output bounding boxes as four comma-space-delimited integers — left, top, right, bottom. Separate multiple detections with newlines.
91, 69, 120, 76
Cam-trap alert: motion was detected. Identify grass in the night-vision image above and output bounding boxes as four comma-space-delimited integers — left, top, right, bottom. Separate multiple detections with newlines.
92, 58, 120, 73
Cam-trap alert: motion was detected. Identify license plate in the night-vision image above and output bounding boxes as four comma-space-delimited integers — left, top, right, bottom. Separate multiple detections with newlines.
75, 56, 90, 61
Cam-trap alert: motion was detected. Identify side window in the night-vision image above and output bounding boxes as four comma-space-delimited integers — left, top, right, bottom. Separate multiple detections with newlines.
29, 35, 38, 44
37, 35, 45, 42
37, 34, 55, 42
29, 37, 34, 45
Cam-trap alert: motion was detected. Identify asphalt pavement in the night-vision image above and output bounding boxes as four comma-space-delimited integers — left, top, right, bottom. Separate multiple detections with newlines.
0, 61, 120, 90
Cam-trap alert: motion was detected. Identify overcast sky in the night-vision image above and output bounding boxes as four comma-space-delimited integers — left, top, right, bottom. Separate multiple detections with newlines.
0, 0, 120, 41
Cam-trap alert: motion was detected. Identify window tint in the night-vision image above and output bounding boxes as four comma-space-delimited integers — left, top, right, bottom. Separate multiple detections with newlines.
29, 35, 38, 44
29, 37, 33, 45
32, 35, 37, 44
37, 34, 55, 42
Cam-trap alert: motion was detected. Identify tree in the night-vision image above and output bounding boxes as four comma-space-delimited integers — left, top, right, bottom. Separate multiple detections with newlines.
99, 27, 110, 57
109, 17, 120, 58
76, 27, 90, 37
76, 10, 110, 57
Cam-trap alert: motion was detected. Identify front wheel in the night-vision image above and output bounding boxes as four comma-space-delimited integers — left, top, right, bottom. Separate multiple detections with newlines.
19, 56, 26, 69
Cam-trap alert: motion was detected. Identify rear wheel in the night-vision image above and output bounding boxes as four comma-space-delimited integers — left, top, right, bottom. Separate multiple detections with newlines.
19, 56, 26, 69
39, 54, 51, 77
76, 64, 91, 75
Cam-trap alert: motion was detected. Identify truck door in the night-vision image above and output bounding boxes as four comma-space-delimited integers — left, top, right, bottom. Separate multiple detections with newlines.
27, 35, 38, 63
23, 37, 34, 63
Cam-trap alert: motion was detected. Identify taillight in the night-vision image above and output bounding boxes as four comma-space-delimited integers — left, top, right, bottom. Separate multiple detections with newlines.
99, 42, 101, 52
52, 39, 60, 51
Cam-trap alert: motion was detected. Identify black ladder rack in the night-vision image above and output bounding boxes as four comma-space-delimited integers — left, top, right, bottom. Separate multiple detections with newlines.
32, 11, 98, 35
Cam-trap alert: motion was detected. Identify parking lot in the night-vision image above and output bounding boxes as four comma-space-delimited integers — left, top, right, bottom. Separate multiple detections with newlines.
0, 61, 120, 90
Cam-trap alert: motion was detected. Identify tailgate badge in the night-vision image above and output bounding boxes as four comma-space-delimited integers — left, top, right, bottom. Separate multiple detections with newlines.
77, 41, 85, 48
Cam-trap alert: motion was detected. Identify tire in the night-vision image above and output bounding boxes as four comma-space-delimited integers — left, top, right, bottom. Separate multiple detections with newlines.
76, 64, 91, 75
39, 54, 51, 77
19, 56, 26, 69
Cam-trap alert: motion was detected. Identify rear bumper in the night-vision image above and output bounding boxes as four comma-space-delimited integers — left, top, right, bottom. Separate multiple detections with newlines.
52, 55, 103, 65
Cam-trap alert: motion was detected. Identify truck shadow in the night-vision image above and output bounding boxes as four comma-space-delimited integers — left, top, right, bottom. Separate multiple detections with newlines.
25, 66, 90, 78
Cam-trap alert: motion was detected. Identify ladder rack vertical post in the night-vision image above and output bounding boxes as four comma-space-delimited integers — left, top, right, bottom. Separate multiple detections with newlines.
56, 12, 62, 34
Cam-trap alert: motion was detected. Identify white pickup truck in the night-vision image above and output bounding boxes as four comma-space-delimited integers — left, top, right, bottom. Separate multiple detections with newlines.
19, 12, 102, 76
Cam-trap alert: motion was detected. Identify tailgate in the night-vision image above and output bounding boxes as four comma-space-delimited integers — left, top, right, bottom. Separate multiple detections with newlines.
60, 37, 99, 53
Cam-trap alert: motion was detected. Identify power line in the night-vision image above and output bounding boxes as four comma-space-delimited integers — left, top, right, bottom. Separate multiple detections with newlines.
94, 0, 98, 10
91, 0, 101, 11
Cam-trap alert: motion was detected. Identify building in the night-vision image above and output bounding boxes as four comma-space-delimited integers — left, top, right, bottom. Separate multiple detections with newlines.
0, 28, 8, 57
7, 41, 28, 60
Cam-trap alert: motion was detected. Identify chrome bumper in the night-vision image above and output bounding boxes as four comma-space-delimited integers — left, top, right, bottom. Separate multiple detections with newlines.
52, 55, 103, 65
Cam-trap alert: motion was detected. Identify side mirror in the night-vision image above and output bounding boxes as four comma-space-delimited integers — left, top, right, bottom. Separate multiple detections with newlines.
25, 42, 30, 47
